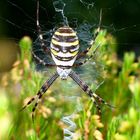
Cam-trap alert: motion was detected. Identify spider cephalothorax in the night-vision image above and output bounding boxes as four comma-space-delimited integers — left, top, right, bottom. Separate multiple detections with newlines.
21, 0, 113, 120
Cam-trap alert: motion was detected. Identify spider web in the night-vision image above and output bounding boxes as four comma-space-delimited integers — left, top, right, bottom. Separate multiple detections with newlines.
0, 0, 140, 95
0, 0, 140, 88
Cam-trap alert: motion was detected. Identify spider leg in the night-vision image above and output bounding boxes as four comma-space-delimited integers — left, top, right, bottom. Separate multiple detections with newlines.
73, 43, 100, 67
21, 72, 59, 121
36, 0, 50, 53
75, 9, 103, 66
36, 0, 43, 42
76, 39, 95, 60
32, 51, 73, 68
69, 70, 114, 115
76, 22, 101, 60
32, 50, 56, 67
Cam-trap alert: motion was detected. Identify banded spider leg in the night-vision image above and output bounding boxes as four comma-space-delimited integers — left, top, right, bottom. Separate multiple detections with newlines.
75, 9, 103, 67
69, 70, 114, 115
21, 72, 59, 121
32, 0, 55, 66
32, 50, 56, 67
35, 0, 50, 53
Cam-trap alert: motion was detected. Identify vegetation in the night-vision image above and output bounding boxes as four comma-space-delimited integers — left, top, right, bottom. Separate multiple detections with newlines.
0, 30, 140, 140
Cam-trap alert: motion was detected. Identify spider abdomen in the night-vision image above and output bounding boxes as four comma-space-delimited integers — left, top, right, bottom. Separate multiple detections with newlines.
50, 26, 79, 79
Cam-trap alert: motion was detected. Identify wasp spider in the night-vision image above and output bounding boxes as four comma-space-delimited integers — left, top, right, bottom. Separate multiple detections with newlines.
21, 0, 113, 119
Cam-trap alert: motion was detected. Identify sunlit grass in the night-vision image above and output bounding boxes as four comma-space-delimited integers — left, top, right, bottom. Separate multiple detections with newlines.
0, 31, 140, 140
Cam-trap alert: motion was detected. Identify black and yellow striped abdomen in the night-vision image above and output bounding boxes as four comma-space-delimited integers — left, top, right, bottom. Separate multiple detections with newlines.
50, 26, 79, 68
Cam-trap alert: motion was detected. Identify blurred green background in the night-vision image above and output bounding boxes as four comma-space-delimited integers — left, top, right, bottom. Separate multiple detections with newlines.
0, 0, 140, 140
